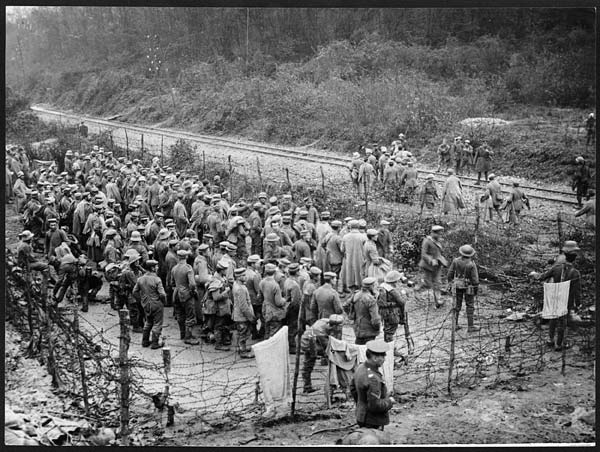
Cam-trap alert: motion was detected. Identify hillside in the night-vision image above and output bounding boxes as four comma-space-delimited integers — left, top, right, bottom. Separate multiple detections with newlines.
5, 7, 596, 183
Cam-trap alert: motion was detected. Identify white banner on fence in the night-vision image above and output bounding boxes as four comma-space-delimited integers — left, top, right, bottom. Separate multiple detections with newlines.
252, 326, 291, 417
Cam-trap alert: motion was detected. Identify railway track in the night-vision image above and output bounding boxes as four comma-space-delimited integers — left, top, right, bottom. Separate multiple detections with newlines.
30, 105, 579, 206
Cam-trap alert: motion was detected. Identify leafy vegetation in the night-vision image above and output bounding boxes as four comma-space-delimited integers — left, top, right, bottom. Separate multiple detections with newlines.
5, 8, 595, 182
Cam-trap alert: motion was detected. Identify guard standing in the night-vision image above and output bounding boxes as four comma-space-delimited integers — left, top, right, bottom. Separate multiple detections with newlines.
447, 245, 480, 332
133, 259, 167, 349
350, 339, 395, 430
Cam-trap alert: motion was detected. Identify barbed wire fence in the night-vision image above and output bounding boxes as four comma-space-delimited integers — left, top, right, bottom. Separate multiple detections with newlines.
10, 126, 596, 444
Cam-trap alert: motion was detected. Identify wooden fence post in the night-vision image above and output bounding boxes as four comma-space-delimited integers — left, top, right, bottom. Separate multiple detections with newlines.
124, 129, 130, 160
256, 157, 263, 191
474, 204, 480, 245
202, 150, 206, 179
557, 211, 564, 247
364, 177, 369, 217
320, 166, 326, 197
141, 134, 144, 160
119, 308, 131, 446
447, 292, 457, 396
228, 155, 233, 199
110, 133, 114, 153
162, 347, 174, 426
160, 135, 164, 166
291, 298, 305, 416
73, 303, 90, 415
285, 168, 291, 193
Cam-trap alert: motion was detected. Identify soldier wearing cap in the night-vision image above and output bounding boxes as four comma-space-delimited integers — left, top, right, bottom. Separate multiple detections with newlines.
292, 228, 314, 262
245, 255, 264, 339
17, 230, 50, 276
348, 277, 381, 344
52, 253, 80, 305
103, 229, 121, 264
13, 171, 28, 213
164, 239, 179, 307
474, 141, 493, 185
118, 250, 144, 328
248, 202, 264, 256
534, 241, 582, 351
364, 229, 384, 280
172, 249, 200, 345
303, 198, 320, 226
283, 262, 303, 353
500, 180, 530, 225
260, 262, 287, 339
419, 173, 439, 215
350, 339, 395, 430
192, 243, 212, 321
483, 174, 504, 222
172, 191, 189, 238
78, 121, 88, 138
148, 174, 162, 214
220, 242, 238, 282
375, 220, 393, 260
232, 267, 256, 358
400, 161, 418, 205
418, 225, 448, 308
437, 138, 452, 173
206, 260, 233, 350
263, 232, 283, 264
126, 231, 149, 266
572, 156, 593, 209
295, 210, 317, 242
309, 271, 343, 336
441, 168, 465, 215
447, 244, 480, 332
301, 314, 344, 394
45, 217, 69, 262
341, 220, 366, 293
133, 259, 167, 349
83, 201, 106, 263
322, 220, 343, 278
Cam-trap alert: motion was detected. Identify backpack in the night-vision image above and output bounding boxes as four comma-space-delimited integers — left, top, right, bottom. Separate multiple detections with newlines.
346, 290, 359, 322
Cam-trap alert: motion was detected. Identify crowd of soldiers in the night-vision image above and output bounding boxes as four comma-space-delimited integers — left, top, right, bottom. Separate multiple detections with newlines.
5, 123, 591, 430
7, 143, 420, 392
347, 132, 595, 225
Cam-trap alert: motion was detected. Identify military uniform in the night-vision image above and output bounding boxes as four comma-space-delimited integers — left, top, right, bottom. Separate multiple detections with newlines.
350, 361, 393, 429
260, 273, 286, 339
351, 287, 381, 345
377, 283, 406, 342
447, 255, 479, 331
309, 282, 343, 338
133, 267, 167, 349
171, 258, 199, 342
232, 279, 256, 357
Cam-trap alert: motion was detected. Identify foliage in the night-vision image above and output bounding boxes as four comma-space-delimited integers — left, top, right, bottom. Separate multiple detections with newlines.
168, 139, 197, 171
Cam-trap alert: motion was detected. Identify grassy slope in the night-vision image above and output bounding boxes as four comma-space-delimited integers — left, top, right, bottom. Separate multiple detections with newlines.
30, 66, 595, 186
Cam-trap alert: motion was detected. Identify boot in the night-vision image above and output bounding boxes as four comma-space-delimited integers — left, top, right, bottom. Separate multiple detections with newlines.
184, 327, 200, 345
303, 380, 318, 394
150, 333, 161, 349
178, 321, 186, 340
223, 330, 232, 346
454, 312, 462, 330
214, 330, 230, 351
467, 314, 480, 333
239, 346, 254, 359
142, 329, 151, 348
